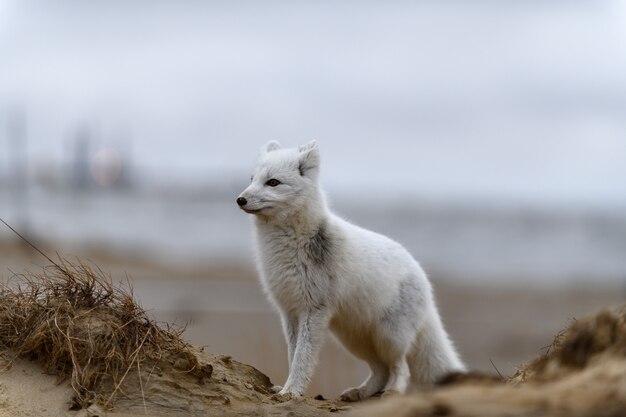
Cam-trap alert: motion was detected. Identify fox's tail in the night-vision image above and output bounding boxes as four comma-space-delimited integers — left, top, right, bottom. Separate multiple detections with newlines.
407, 307, 466, 386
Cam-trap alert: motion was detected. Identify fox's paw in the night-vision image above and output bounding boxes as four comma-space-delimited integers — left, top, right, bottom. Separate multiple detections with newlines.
278, 387, 302, 397
339, 387, 368, 402
270, 385, 282, 393
381, 389, 401, 399
271, 392, 294, 402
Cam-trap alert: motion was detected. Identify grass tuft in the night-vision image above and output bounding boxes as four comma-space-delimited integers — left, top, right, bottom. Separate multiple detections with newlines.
0, 259, 208, 409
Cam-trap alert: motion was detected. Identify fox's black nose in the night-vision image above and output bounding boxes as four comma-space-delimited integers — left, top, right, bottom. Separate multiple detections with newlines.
236, 197, 247, 207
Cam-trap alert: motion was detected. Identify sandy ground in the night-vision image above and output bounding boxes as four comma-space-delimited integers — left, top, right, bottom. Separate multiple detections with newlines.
1, 240, 624, 416
352, 305, 626, 417
0, 291, 623, 417
0, 354, 348, 417
0, 358, 74, 417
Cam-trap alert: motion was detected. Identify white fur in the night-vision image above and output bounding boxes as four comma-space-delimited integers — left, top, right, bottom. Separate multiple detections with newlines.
237, 141, 465, 400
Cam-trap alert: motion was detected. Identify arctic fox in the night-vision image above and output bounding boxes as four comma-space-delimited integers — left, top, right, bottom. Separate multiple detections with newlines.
236, 141, 465, 400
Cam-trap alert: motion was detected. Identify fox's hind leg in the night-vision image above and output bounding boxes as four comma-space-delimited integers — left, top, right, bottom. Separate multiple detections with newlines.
381, 357, 410, 396
339, 360, 388, 402
376, 277, 424, 396
375, 331, 411, 396
339, 318, 414, 401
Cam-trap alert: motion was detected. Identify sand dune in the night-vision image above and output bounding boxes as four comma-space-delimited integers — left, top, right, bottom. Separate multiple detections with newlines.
0, 260, 342, 417
0, 258, 624, 417
353, 305, 626, 417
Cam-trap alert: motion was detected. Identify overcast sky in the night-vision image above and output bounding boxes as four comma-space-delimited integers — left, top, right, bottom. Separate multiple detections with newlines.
1, 0, 625, 206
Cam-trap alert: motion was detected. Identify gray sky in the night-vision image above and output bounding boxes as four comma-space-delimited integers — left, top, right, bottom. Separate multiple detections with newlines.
1, 0, 626, 206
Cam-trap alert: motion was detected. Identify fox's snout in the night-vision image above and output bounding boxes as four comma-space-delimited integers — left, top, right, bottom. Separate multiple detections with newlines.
236, 197, 247, 207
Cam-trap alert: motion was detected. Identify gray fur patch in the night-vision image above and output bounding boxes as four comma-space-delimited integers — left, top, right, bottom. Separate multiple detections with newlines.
301, 262, 329, 310
306, 223, 333, 266
382, 277, 422, 325
296, 222, 336, 309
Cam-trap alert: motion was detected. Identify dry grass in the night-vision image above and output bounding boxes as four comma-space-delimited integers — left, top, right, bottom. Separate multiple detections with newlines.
355, 304, 626, 417
511, 304, 626, 384
0, 259, 211, 410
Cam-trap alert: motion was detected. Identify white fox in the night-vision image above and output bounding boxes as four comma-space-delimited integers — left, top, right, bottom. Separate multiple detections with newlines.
237, 141, 465, 400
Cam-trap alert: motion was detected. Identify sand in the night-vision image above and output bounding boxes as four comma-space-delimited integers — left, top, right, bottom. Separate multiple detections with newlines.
0, 256, 346, 417
1, 241, 625, 416
0, 358, 74, 417
2, 239, 623, 398
0, 354, 345, 417
1, 302, 624, 417
352, 305, 626, 417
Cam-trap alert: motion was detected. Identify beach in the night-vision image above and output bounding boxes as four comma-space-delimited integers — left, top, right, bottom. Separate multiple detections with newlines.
1, 239, 622, 405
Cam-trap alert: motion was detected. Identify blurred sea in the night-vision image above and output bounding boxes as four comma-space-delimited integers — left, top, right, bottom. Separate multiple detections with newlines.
1, 185, 624, 289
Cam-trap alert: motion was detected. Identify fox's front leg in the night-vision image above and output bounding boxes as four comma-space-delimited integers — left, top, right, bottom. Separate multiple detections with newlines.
282, 314, 298, 368
279, 309, 329, 396
271, 314, 299, 393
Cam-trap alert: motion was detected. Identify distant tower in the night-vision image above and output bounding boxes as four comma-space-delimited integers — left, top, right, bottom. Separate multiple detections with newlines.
7, 108, 30, 234
72, 126, 92, 190
115, 127, 133, 189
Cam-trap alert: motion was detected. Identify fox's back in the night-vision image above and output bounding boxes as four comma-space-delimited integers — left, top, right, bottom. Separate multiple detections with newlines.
326, 215, 432, 323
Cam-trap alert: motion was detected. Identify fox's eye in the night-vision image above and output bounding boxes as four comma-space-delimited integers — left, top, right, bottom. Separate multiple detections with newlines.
265, 178, 281, 187
250, 175, 254, 182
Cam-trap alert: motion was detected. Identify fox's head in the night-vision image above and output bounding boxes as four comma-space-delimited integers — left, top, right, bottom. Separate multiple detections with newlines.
237, 140, 321, 220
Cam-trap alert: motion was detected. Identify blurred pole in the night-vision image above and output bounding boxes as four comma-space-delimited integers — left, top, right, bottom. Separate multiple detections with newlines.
116, 126, 133, 189
7, 108, 30, 235
72, 126, 91, 191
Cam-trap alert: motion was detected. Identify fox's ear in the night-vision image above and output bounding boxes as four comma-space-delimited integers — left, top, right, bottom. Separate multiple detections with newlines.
298, 140, 320, 177
262, 140, 281, 153
298, 140, 317, 153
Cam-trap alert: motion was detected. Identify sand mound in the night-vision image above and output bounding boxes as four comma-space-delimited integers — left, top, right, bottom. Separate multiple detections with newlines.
511, 304, 626, 384
353, 304, 626, 417
0, 261, 341, 416
2, 257, 624, 417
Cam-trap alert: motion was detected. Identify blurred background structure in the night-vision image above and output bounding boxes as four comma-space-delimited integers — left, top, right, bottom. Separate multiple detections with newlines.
1, 0, 625, 397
